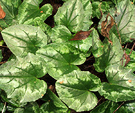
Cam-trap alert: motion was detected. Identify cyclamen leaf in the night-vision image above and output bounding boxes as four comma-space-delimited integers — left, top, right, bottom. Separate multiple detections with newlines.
124, 101, 135, 113
91, 100, 128, 113
0, 0, 21, 29
91, 29, 104, 58
40, 89, 68, 113
36, 43, 86, 80
14, 102, 40, 113
51, 25, 92, 52
54, 0, 92, 33
2, 24, 47, 57
113, 0, 135, 43
99, 64, 135, 102
94, 32, 123, 72
18, 0, 53, 25
0, 53, 47, 103
56, 70, 101, 112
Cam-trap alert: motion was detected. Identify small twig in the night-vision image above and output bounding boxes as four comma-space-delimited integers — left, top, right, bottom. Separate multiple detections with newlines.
86, 56, 94, 61
129, 42, 135, 55
113, 102, 124, 113
0, 61, 6, 65
2, 102, 6, 113
0, 46, 8, 48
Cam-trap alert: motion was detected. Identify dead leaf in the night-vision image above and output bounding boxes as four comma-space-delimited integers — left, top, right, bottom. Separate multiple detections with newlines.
69, 30, 92, 41
101, 14, 115, 45
0, 5, 6, 19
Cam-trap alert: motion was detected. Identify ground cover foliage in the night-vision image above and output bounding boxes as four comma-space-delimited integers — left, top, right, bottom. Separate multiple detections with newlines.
0, 0, 135, 112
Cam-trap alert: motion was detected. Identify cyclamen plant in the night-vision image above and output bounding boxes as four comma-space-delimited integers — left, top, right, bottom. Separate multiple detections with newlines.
0, 0, 135, 112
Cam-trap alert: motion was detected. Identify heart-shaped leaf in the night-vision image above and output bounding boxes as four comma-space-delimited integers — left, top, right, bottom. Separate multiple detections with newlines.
2, 24, 47, 57
51, 25, 92, 52
36, 43, 86, 80
0, 53, 47, 103
54, 0, 92, 33
56, 70, 101, 112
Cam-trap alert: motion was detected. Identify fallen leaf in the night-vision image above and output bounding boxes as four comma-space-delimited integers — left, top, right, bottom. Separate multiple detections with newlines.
69, 30, 92, 41
0, 5, 6, 19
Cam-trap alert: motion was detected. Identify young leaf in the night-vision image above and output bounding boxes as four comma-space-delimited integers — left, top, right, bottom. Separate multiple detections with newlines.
56, 70, 101, 112
51, 25, 92, 52
0, 53, 47, 103
54, 0, 92, 33
36, 43, 86, 80
1, 24, 47, 57
40, 89, 68, 113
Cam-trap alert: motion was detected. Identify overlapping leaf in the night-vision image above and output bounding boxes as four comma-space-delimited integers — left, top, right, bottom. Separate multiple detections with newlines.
54, 0, 92, 33
94, 32, 123, 72
40, 89, 68, 113
0, 53, 47, 103
56, 70, 101, 112
14, 102, 40, 113
18, 0, 53, 32
91, 100, 128, 113
50, 25, 92, 52
0, 0, 21, 29
2, 24, 47, 57
91, 29, 104, 58
36, 43, 86, 79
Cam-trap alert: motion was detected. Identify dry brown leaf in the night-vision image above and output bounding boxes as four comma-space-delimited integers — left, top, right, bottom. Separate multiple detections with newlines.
101, 14, 115, 45
70, 30, 92, 41
0, 5, 6, 19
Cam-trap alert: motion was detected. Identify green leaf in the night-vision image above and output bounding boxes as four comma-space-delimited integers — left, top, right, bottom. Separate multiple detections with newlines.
51, 25, 92, 52
99, 64, 135, 102
91, 29, 104, 57
0, 0, 21, 29
108, 0, 135, 44
18, 0, 53, 31
1, 24, 47, 57
56, 70, 101, 112
36, 43, 86, 80
14, 102, 40, 113
54, 0, 92, 33
94, 32, 123, 72
91, 100, 128, 113
124, 101, 135, 113
125, 48, 135, 71
0, 50, 2, 61
0, 53, 47, 103
80, 0, 93, 31
40, 89, 68, 113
